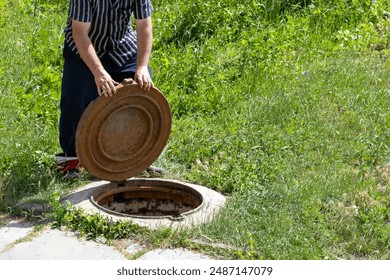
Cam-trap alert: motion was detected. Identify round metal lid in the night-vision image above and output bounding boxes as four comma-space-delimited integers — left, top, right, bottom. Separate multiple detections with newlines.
76, 78, 171, 181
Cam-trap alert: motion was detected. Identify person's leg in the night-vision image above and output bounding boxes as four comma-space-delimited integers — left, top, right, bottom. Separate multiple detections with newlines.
59, 46, 98, 157
58, 45, 98, 178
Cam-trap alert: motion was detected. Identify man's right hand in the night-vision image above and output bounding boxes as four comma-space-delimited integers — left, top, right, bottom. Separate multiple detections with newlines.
95, 71, 118, 97
72, 19, 117, 97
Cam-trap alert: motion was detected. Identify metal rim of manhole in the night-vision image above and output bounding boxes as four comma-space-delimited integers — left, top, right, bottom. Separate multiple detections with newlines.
90, 179, 204, 221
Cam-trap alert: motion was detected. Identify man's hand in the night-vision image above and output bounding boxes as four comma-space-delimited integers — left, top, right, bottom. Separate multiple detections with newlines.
95, 71, 118, 97
135, 17, 153, 91
135, 66, 153, 91
72, 19, 118, 97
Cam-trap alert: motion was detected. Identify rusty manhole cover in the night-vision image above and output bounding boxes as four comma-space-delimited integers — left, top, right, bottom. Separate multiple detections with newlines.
76, 78, 171, 181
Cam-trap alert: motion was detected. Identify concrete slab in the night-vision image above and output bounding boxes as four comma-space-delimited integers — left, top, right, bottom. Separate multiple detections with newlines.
124, 243, 144, 255
138, 248, 211, 260
0, 220, 34, 252
62, 178, 227, 230
0, 228, 127, 260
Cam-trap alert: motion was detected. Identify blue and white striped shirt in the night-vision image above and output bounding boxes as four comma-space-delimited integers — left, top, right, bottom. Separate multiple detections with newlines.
64, 0, 153, 67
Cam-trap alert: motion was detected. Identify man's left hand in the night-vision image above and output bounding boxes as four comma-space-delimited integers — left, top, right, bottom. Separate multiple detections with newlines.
135, 66, 153, 91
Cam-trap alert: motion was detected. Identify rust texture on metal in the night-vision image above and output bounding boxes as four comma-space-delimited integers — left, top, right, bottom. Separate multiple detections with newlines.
76, 78, 172, 181
90, 179, 204, 220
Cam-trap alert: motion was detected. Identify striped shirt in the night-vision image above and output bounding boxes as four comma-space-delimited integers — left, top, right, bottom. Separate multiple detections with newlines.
64, 0, 153, 67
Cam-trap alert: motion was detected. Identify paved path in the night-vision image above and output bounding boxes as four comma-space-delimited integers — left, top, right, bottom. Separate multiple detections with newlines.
0, 218, 211, 260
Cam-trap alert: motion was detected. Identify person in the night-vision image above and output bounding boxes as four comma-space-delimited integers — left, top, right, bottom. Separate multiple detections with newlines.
56, 0, 162, 179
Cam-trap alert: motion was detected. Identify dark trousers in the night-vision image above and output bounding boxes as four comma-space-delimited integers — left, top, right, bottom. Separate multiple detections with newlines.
59, 45, 151, 157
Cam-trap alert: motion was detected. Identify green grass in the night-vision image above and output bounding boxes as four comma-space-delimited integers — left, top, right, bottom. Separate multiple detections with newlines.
0, 0, 389, 259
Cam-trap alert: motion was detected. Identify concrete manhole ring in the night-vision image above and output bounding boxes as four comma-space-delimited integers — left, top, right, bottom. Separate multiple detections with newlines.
62, 178, 226, 229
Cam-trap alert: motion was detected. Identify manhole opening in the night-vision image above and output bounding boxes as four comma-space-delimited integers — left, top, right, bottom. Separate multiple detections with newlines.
91, 182, 204, 220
